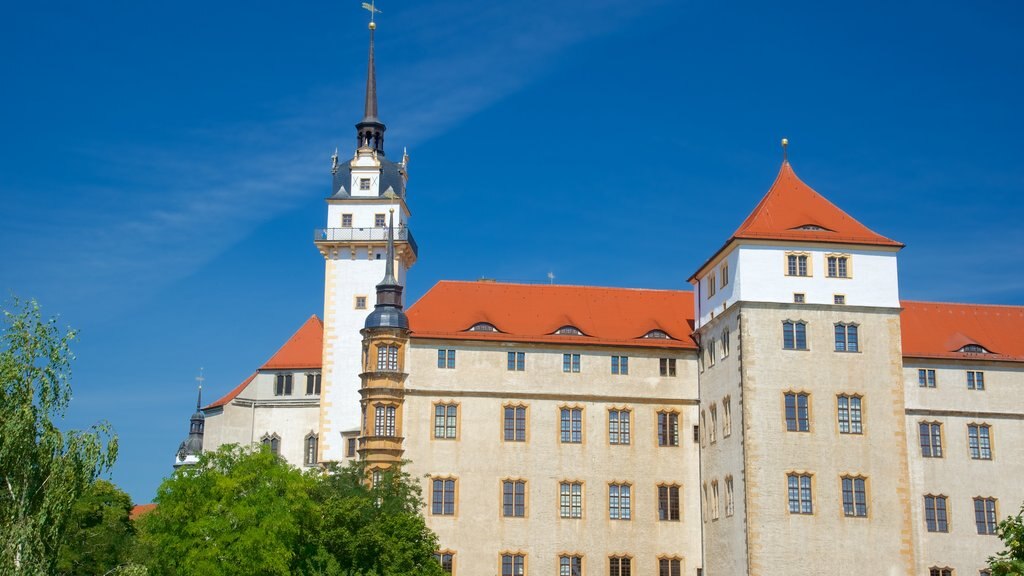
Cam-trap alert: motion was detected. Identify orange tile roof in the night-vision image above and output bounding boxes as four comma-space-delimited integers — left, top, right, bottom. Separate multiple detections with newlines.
204, 315, 323, 410
130, 503, 157, 520
901, 301, 1024, 362
407, 281, 697, 349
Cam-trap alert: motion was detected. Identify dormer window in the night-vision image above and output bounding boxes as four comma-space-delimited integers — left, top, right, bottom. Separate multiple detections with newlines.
643, 330, 672, 339
958, 344, 990, 354
359, 178, 371, 191
555, 326, 584, 336
795, 224, 828, 231
468, 322, 499, 332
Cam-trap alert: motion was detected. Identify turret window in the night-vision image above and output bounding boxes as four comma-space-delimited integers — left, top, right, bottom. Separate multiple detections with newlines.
341, 213, 353, 227
374, 404, 396, 437
377, 345, 399, 371
374, 213, 386, 227
360, 178, 371, 191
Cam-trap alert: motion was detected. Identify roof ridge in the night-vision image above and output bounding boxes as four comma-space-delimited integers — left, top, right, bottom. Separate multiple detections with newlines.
902, 300, 1024, 311
433, 279, 693, 294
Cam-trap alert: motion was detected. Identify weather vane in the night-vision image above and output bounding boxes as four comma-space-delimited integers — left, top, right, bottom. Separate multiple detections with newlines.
361, 1, 381, 28
781, 137, 789, 162
195, 367, 205, 409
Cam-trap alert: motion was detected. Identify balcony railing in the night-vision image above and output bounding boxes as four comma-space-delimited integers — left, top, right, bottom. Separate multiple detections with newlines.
314, 226, 417, 256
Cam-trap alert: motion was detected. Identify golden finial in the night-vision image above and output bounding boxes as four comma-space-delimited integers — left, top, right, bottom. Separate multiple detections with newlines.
781, 137, 789, 162
362, 1, 381, 28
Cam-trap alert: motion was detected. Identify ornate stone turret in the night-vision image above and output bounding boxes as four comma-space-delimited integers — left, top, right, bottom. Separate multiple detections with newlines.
174, 374, 205, 468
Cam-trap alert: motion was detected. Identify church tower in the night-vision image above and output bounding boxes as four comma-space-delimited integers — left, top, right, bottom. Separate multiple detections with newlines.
690, 152, 915, 575
315, 14, 417, 462
174, 377, 205, 468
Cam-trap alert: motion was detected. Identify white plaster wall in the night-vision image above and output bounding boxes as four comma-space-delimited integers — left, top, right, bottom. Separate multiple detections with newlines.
326, 202, 406, 230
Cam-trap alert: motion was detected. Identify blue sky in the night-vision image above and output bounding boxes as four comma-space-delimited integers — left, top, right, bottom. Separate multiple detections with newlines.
2, 0, 1022, 502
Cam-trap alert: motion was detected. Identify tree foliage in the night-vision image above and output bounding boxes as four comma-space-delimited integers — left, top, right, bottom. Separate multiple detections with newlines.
0, 299, 118, 575
990, 503, 1024, 576
56, 480, 135, 576
137, 445, 443, 576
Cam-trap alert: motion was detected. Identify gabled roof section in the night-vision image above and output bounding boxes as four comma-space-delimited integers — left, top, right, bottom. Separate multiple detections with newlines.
204, 372, 257, 410
901, 301, 1024, 362
408, 281, 696, 349
262, 315, 324, 370
733, 162, 903, 247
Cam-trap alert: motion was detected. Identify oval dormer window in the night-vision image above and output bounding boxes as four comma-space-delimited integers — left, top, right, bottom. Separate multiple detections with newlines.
555, 326, 584, 336
643, 329, 672, 339
468, 322, 499, 332
958, 344, 989, 354
795, 225, 827, 231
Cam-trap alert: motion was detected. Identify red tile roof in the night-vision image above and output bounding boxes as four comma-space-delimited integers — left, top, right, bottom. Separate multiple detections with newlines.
130, 503, 156, 520
407, 281, 697, 349
901, 301, 1024, 362
204, 315, 323, 410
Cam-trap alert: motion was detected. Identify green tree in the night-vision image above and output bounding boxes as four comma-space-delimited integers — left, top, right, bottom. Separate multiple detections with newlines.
990, 503, 1024, 576
0, 299, 118, 575
309, 462, 444, 576
56, 480, 135, 575
137, 444, 314, 576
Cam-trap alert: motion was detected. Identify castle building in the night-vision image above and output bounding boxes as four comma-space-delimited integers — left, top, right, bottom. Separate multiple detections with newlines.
187, 16, 1024, 576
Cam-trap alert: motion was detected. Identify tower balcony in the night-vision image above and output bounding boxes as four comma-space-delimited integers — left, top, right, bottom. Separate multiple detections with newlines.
314, 226, 417, 257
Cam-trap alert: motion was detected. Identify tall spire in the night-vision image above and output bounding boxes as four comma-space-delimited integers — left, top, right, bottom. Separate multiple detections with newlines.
356, 3, 386, 154
364, 209, 408, 329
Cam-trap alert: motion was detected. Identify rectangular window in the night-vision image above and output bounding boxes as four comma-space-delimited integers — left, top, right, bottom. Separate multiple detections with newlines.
378, 345, 399, 371
721, 262, 729, 287
563, 353, 581, 373
787, 253, 809, 276
709, 405, 718, 444
919, 369, 936, 388
708, 341, 716, 367
827, 255, 849, 278
374, 213, 386, 227
346, 437, 357, 458
354, 295, 368, 309
611, 355, 629, 375
609, 484, 631, 520
924, 495, 949, 532
341, 213, 353, 227
723, 397, 732, 437
841, 476, 868, 517
560, 482, 583, 519
782, 321, 807, 350
560, 408, 583, 444
975, 497, 998, 535
711, 480, 720, 520
609, 557, 631, 576
785, 392, 810, 432
968, 424, 992, 460
659, 358, 677, 377
504, 406, 527, 442
502, 480, 526, 518
507, 351, 525, 371
967, 370, 985, 390
787, 473, 813, 514
707, 273, 717, 297
433, 553, 454, 574
501, 554, 525, 576
560, 556, 582, 576
725, 476, 735, 517
793, 293, 806, 303
431, 478, 456, 515
437, 349, 456, 369
834, 294, 846, 305
659, 559, 681, 576
305, 372, 322, 395
360, 178, 372, 191
608, 409, 631, 445
304, 435, 318, 466
374, 405, 396, 436
434, 404, 457, 439
658, 412, 680, 447
834, 323, 859, 352
837, 395, 863, 434
722, 329, 730, 358
929, 569, 952, 576
658, 485, 680, 521
274, 373, 293, 396
920, 422, 943, 457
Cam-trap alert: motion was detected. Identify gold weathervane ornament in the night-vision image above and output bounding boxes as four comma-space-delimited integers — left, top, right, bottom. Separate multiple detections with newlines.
781, 137, 789, 162
361, 1, 381, 29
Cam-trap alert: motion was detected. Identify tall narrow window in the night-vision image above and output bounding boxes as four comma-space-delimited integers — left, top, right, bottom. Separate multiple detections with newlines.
660, 358, 677, 377
658, 485, 680, 521
722, 396, 732, 437
659, 559, 681, 576
721, 262, 729, 287
501, 554, 525, 576
657, 412, 679, 446
708, 341, 716, 367
609, 484, 631, 520
560, 556, 582, 576
507, 351, 525, 371
711, 480, 720, 520
609, 409, 630, 445
378, 345, 399, 371
787, 473, 813, 514
560, 482, 583, 519
304, 434, 318, 466
707, 273, 717, 297
502, 480, 526, 518
262, 434, 280, 455
346, 437, 357, 458
437, 349, 456, 369
709, 405, 718, 444
785, 392, 810, 432
560, 408, 583, 444
563, 353, 581, 373
504, 405, 527, 442
725, 476, 735, 517
841, 476, 867, 517
918, 369, 936, 387
611, 356, 629, 375
434, 404, 457, 439
975, 497, 998, 535
968, 424, 992, 460
837, 394, 863, 434
920, 422, 943, 457
782, 321, 808, 350
609, 556, 631, 576
275, 373, 293, 396
722, 329, 730, 358
924, 495, 949, 532
305, 372, 322, 395
967, 370, 985, 390
433, 553, 454, 574
834, 323, 859, 352
374, 405, 396, 436
431, 478, 456, 515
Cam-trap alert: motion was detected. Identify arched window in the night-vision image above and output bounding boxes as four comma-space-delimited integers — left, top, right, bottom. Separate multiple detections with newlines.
643, 329, 672, 339
782, 321, 808, 350
467, 322, 499, 332
958, 344, 989, 354
304, 434, 318, 466
261, 433, 281, 456
555, 326, 584, 336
